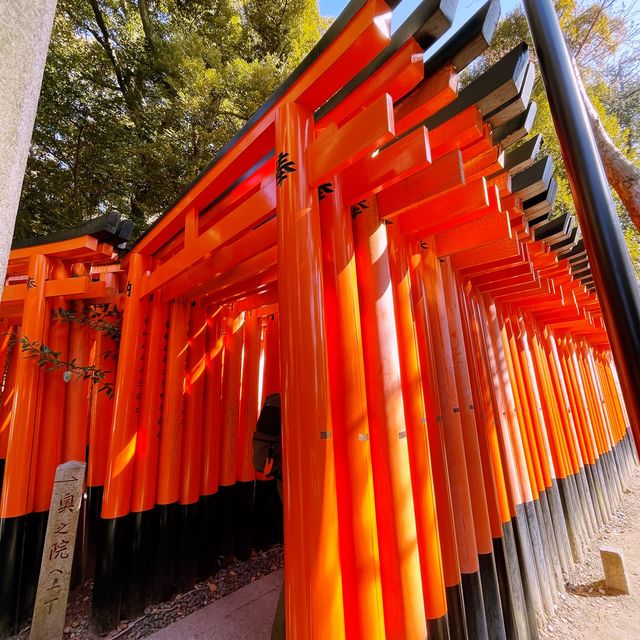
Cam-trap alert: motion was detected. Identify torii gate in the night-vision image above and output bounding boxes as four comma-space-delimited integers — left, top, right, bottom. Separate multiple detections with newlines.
0, 1, 637, 639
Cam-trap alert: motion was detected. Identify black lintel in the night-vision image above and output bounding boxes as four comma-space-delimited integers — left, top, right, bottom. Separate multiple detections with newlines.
534, 211, 571, 242
423, 42, 529, 130
568, 251, 588, 265
573, 266, 592, 279
503, 134, 543, 174
11, 211, 124, 250
523, 176, 557, 212
116, 219, 135, 242
493, 101, 537, 149
422, 0, 500, 77
563, 238, 586, 259
315, 0, 457, 122
549, 224, 578, 252
570, 259, 589, 273
512, 156, 553, 199
527, 211, 552, 229
485, 60, 535, 128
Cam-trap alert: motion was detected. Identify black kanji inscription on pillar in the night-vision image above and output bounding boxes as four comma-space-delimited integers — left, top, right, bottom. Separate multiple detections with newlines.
350, 200, 369, 217
276, 152, 296, 186
318, 183, 334, 201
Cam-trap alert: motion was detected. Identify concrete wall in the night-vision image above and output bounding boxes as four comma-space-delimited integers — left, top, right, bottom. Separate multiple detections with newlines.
0, 0, 57, 296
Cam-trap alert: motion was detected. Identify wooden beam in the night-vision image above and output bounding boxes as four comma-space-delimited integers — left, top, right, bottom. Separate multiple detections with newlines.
307, 93, 395, 185
376, 150, 463, 218
316, 39, 424, 129
159, 217, 277, 302
397, 179, 494, 236
434, 210, 511, 256
453, 236, 524, 273
394, 65, 458, 134
141, 178, 276, 298
341, 126, 431, 205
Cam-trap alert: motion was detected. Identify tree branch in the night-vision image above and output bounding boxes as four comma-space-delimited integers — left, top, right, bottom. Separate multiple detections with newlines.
137, 0, 158, 55
88, 0, 131, 106
573, 1, 609, 61
571, 55, 640, 233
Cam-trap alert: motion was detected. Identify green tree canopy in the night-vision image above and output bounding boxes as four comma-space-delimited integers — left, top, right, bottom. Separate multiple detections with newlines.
16, 0, 327, 241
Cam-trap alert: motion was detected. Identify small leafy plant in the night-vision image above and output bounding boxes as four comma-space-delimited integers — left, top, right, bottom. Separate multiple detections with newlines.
52, 304, 122, 341
17, 336, 115, 398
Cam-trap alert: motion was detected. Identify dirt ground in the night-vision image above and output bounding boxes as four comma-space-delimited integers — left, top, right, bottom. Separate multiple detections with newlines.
14, 545, 284, 640
540, 464, 640, 640
14, 468, 639, 639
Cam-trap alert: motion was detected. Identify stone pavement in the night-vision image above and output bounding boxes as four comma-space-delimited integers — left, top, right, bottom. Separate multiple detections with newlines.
147, 570, 282, 640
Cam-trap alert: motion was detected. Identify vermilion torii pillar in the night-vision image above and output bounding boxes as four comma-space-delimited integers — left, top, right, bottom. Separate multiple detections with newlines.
522, 0, 640, 451
275, 101, 346, 639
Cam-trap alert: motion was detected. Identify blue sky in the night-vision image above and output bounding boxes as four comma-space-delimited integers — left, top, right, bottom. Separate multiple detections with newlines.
319, 0, 520, 56
318, 0, 522, 29
317, 0, 636, 60
318, 0, 522, 58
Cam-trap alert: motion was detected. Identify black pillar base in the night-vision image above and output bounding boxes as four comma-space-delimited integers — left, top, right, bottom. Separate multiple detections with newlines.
122, 508, 157, 619
175, 502, 200, 593
584, 463, 604, 528
197, 493, 220, 580
512, 507, 541, 637
252, 480, 283, 550
547, 479, 572, 576
567, 472, 588, 543
445, 582, 468, 640
575, 468, 597, 535
523, 499, 553, 613
91, 515, 132, 634
478, 551, 506, 640
217, 485, 236, 561
17, 511, 48, 627
0, 515, 25, 638
502, 519, 539, 640
461, 570, 489, 640
427, 614, 451, 640
493, 534, 520, 640
557, 475, 584, 563
150, 503, 178, 604
233, 482, 254, 561
537, 489, 563, 590
71, 492, 89, 590
84, 485, 104, 583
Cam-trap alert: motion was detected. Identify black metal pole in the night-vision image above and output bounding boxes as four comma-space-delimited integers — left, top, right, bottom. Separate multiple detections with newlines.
521, 0, 640, 451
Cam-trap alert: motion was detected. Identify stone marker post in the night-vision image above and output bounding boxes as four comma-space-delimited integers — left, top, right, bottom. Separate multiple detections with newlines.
30, 461, 86, 640
0, 0, 57, 298
600, 545, 631, 594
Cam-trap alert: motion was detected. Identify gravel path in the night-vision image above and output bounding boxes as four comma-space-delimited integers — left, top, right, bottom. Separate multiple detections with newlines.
540, 464, 640, 640
15, 545, 284, 640
14, 466, 639, 639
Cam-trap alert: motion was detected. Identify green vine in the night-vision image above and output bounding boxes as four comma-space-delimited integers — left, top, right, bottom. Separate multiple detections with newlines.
0, 304, 121, 399
17, 336, 115, 397
52, 304, 122, 341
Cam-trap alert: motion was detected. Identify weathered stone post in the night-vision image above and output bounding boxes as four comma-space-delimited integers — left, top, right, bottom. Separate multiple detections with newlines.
0, 0, 57, 297
31, 461, 86, 640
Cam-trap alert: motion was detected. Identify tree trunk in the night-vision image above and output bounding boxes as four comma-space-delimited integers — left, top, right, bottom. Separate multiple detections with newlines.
572, 56, 640, 233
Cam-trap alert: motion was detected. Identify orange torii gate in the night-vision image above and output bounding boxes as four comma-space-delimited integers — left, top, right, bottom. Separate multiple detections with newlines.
0, 217, 128, 633
0, 1, 638, 639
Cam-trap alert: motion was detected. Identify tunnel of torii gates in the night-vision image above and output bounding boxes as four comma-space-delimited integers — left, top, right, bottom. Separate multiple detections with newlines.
0, 1, 638, 639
